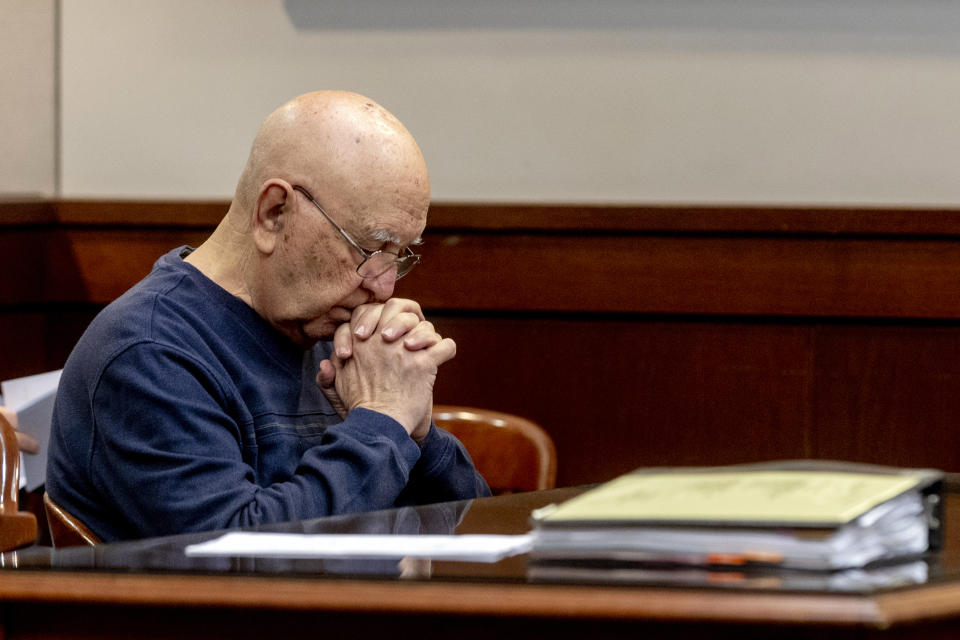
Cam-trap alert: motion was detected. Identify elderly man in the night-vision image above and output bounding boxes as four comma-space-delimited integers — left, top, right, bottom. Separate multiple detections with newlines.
46, 91, 490, 542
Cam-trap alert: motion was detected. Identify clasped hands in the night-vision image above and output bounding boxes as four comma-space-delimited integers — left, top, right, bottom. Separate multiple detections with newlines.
316, 298, 455, 443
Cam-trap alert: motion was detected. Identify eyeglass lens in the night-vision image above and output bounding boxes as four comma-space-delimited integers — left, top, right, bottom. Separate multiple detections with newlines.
357, 251, 420, 281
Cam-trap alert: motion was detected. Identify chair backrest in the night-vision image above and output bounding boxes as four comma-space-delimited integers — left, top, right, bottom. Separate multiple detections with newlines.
0, 414, 37, 550
432, 405, 557, 494
44, 492, 100, 547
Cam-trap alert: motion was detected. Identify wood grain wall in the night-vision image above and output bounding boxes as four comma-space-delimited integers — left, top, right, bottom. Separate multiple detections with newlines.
5, 200, 960, 486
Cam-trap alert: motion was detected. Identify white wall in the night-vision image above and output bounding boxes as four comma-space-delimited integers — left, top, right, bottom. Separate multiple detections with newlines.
22, 1, 960, 204
0, 0, 56, 197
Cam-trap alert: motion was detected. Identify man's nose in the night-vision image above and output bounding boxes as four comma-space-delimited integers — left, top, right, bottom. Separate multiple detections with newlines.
361, 270, 396, 301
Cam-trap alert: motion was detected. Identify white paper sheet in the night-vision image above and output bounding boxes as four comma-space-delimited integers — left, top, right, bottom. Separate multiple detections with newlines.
184, 532, 534, 562
1, 369, 62, 491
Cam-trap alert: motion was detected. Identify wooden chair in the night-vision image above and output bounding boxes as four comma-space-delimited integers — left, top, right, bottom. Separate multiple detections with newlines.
432, 405, 557, 494
43, 492, 101, 547
0, 413, 38, 550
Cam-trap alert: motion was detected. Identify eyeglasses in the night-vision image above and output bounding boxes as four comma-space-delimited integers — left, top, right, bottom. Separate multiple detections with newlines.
292, 185, 421, 281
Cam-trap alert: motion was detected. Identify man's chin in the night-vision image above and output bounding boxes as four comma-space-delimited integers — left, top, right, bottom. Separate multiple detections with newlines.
283, 308, 353, 347
328, 306, 353, 324
299, 318, 340, 344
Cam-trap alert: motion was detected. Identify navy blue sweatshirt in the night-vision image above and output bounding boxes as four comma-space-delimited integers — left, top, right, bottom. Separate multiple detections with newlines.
48, 247, 489, 541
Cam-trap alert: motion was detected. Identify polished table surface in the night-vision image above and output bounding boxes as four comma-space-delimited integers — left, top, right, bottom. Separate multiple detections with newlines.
2, 483, 960, 639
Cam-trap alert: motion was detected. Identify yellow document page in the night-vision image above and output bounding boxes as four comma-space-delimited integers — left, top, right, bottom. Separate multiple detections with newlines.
541, 471, 923, 526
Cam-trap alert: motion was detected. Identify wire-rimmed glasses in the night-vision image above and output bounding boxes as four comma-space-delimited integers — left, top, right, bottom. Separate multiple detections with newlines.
292, 185, 421, 281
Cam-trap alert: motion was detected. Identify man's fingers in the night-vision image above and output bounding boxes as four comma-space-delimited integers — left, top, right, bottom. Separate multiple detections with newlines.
428, 337, 457, 366
350, 304, 383, 340
381, 298, 425, 322
316, 359, 336, 388
352, 299, 424, 340
332, 321, 355, 360
15, 431, 39, 455
381, 312, 423, 342
401, 321, 440, 350
316, 359, 348, 419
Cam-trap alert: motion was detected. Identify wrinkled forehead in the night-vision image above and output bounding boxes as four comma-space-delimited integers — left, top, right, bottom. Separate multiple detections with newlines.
350, 199, 429, 248
319, 159, 429, 243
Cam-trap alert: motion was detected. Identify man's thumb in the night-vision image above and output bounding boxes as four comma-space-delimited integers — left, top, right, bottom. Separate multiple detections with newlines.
316, 359, 348, 419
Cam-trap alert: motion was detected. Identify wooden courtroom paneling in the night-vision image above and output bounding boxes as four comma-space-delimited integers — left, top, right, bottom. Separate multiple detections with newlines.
4, 200, 960, 485
811, 325, 960, 467
408, 233, 960, 317
428, 316, 816, 483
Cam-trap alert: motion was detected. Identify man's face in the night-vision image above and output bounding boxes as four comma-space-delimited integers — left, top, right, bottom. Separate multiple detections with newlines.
257, 187, 425, 347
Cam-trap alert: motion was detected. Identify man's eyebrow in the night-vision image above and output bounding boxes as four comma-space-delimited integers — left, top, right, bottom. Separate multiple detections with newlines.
370, 229, 423, 246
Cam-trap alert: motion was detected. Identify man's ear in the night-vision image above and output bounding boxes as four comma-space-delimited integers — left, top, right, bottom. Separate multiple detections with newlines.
251, 180, 293, 255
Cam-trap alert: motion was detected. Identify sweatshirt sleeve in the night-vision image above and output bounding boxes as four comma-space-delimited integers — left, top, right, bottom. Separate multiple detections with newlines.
395, 423, 492, 506
81, 343, 428, 539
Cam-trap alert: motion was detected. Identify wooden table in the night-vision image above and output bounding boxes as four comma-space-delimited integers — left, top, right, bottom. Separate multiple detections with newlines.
1, 486, 959, 639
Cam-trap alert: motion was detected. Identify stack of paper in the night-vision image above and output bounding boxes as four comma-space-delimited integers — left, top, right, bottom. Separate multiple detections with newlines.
530, 462, 943, 571
185, 532, 534, 563
527, 558, 931, 592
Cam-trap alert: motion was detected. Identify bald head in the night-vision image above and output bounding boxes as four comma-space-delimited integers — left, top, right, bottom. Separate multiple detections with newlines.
234, 91, 430, 221
185, 91, 431, 344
